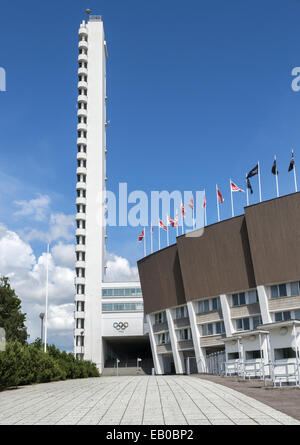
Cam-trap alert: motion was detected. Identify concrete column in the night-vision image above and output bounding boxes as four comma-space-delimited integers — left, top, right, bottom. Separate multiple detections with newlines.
147, 315, 163, 375
257, 285, 272, 324
220, 294, 234, 336
166, 309, 184, 374
187, 301, 206, 372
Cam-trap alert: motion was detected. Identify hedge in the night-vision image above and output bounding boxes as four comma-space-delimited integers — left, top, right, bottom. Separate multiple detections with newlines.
0, 340, 99, 389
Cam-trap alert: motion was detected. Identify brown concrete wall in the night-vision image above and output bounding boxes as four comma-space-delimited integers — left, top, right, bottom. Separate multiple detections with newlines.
138, 244, 186, 314
177, 216, 256, 301
245, 192, 300, 286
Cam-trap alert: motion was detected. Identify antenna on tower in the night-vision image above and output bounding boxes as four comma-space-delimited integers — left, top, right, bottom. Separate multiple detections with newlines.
86, 9, 91, 17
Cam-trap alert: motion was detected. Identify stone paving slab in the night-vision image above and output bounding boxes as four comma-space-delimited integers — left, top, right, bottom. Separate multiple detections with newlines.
0, 375, 299, 425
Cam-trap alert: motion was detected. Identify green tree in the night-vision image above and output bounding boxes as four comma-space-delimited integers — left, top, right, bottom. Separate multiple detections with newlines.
0, 277, 28, 344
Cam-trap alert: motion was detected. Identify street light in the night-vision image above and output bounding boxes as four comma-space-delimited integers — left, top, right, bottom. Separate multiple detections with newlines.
39, 313, 45, 346
137, 357, 142, 373
116, 358, 120, 376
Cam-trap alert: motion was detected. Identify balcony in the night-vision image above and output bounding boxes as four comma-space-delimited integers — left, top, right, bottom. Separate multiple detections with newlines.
78, 40, 88, 51
75, 227, 86, 237
78, 80, 88, 90
76, 136, 87, 147
77, 151, 87, 161
77, 108, 87, 118
78, 53, 88, 63
75, 293, 85, 301
75, 276, 85, 286
75, 212, 86, 221
78, 66, 88, 77
76, 181, 87, 191
76, 166, 87, 175
75, 244, 86, 253
74, 328, 85, 337
74, 311, 85, 319
77, 122, 87, 132
78, 26, 88, 37
77, 94, 88, 104
75, 260, 86, 269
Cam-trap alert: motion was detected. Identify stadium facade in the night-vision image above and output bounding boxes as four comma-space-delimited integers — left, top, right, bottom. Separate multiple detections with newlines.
138, 193, 300, 384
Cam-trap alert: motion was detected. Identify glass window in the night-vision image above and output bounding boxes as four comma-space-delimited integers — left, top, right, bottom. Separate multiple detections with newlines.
246, 350, 262, 360
291, 282, 299, 296
294, 309, 300, 319
274, 348, 296, 360
232, 294, 239, 306
283, 311, 291, 321
236, 318, 250, 331
227, 352, 239, 360
243, 318, 250, 330
207, 323, 213, 335
212, 298, 221, 311
271, 285, 279, 299
279, 284, 287, 297
239, 293, 246, 305
248, 290, 258, 304
252, 316, 262, 329
275, 312, 283, 322
204, 300, 210, 312
216, 321, 225, 334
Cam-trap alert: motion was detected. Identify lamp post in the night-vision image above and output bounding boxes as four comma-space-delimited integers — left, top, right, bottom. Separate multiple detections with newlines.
116, 358, 120, 376
39, 313, 45, 347
137, 357, 142, 373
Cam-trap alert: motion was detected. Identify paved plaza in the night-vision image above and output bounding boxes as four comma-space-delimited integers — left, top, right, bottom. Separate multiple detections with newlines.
0, 375, 299, 425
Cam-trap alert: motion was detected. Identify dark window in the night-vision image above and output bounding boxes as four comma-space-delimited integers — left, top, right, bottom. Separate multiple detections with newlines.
274, 348, 296, 360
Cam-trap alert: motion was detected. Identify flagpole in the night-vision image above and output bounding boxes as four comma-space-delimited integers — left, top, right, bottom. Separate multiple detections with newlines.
246, 175, 249, 206
144, 226, 146, 256
166, 216, 169, 246
216, 184, 220, 222
193, 206, 195, 230
293, 150, 298, 192
181, 201, 184, 235
150, 225, 153, 253
274, 155, 279, 198
176, 208, 179, 237
204, 189, 207, 226
44, 242, 49, 353
258, 161, 262, 202
230, 178, 234, 217
158, 221, 160, 250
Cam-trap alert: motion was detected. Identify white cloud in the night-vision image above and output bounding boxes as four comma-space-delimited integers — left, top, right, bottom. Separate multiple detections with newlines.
0, 223, 75, 348
104, 252, 139, 282
20, 212, 75, 244
51, 243, 75, 268
14, 194, 50, 221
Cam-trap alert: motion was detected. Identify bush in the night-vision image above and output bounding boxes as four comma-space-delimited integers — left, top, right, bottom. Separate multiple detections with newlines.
0, 340, 100, 390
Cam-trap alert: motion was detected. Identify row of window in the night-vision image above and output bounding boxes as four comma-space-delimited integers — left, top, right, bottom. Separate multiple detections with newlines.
235, 315, 262, 331
174, 306, 188, 319
176, 328, 192, 341
154, 311, 167, 324
102, 288, 142, 297
76, 252, 85, 262
270, 281, 300, 299
157, 332, 170, 345
201, 321, 225, 336
274, 309, 300, 322
102, 303, 144, 312
76, 301, 85, 312
197, 297, 221, 314
227, 348, 296, 361
231, 290, 258, 307
76, 318, 84, 329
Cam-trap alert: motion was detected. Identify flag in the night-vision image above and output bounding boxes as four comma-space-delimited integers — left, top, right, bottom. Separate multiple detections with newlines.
203, 193, 207, 208
159, 220, 167, 231
168, 216, 178, 228
246, 164, 259, 179
217, 188, 224, 203
138, 230, 144, 242
175, 212, 178, 222
288, 152, 295, 172
181, 203, 186, 217
150, 225, 153, 233
271, 158, 278, 175
247, 178, 253, 194
230, 180, 244, 193
188, 196, 194, 209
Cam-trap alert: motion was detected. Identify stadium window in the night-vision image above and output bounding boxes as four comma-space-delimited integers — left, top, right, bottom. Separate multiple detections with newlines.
248, 290, 258, 304
246, 350, 262, 360
232, 292, 246, 306
215, 321, 225, 334
236, 317, 250, 331
274, 348, 296, 360
294, 309, 300, 319
227, 352, 239, 360
291, 282, 300, 296
252, 316, 262, 329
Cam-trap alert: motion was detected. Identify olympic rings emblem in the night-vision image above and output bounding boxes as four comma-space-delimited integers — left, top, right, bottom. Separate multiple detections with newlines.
113, 321, 129, 331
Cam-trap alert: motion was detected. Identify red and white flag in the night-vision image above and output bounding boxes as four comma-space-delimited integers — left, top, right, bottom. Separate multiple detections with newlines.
230, 180, 244, 193
188, 196, 194, 210
203, 193, 207, 208
159, 220, 167, 231
138, 229, 144, 242
168, 216, 178, 228
217, 188, 224, 203
181, 202, 186, 217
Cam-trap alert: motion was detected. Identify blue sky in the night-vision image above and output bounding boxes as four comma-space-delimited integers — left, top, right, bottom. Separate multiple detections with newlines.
1, 0, 300, 347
